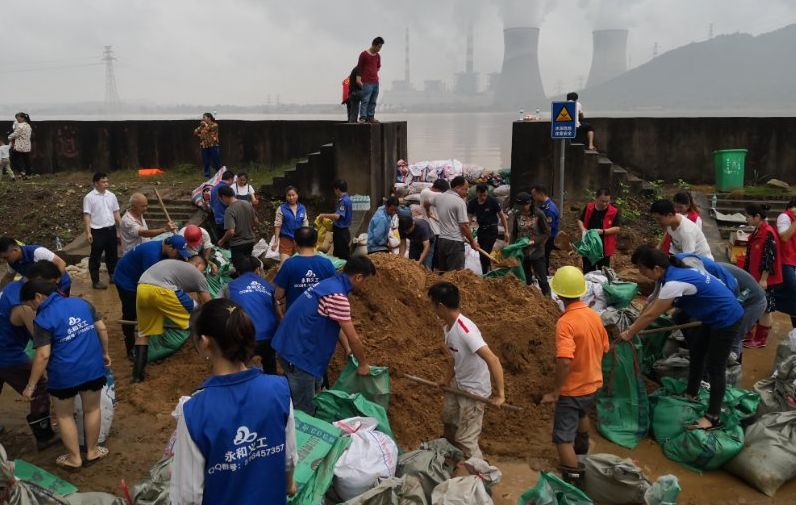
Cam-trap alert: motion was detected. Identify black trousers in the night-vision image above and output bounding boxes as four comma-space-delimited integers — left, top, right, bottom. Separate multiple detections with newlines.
89, 226, 118, 284
544, 237, 557, 273
582, 255, 611, 274
346, 94, 362, 123
255, 340, 277, 375
9, 150, 31, 174
117, 287, 137, 352
214, 223, 226, 245
332, 227, 351, 260
230, 242, 254, 264
686, 320, 741, 418
477, 226, 499, 274
522, 256, 551, 295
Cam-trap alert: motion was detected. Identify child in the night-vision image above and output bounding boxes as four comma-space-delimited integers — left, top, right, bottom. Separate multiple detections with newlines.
429, 281, 505, 459
0, 139, 15, 181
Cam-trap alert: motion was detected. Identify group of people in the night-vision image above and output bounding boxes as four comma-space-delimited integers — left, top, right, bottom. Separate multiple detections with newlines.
342, 37, 384, 124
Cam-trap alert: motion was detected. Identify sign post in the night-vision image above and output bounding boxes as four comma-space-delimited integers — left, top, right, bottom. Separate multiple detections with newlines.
550, 101, 577, 212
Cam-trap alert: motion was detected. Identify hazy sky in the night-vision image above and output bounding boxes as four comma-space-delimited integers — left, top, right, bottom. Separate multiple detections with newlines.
2, 0, 794, 105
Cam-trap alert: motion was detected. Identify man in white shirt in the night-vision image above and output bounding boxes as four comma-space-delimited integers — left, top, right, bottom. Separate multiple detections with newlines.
429, 281, 505, 459
120, 193, 176, 253
83, 172, 122, 289
434, 177, 479, 272
567, 91, 596, 151
651, 199, 713, 259
0, 140, 14, 181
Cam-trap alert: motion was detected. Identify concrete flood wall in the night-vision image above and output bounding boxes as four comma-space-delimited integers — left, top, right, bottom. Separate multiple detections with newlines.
511, 117, 796, 197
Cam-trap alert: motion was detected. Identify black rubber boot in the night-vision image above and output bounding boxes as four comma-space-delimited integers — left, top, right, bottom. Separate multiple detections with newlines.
132, 344, 148, 384
574, 431, 590, 455
559, 464, 586, 490
27, 413, 60, 450
124, 333, 135, 362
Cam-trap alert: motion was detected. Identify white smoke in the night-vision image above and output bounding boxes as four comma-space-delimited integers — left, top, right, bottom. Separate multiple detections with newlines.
580, 0, 644, 30
497, 0, 550, 29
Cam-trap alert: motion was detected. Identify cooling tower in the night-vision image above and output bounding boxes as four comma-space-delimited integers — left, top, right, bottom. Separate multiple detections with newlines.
494, 27, 547, 111
586, 29, 628, 88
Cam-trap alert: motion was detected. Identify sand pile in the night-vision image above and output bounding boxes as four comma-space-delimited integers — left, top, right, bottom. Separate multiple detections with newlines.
333, 254, 561, 458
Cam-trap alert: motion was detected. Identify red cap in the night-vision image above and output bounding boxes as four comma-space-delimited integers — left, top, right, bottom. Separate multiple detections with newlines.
184, 225, 203, 248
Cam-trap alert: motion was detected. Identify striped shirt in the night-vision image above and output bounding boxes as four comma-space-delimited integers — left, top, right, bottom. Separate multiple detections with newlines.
317, 293, 351, 322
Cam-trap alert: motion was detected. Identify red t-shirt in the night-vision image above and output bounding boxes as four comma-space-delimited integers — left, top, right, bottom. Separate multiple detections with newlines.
358, 50, 381, 84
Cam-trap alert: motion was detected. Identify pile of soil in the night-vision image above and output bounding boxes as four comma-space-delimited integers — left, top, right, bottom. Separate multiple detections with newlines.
333, 254, 561, 458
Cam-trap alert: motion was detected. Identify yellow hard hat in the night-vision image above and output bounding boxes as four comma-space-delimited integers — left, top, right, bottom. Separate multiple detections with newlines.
551, 265, 587, 298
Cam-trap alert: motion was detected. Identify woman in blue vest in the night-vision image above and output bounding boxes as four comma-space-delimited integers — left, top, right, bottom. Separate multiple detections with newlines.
271, 186, 309, 262
0, 237, 72, 295
218, 256, 279, 374
21, 279, 111, 469
170, 299, 297, 505
620, 245, 743, 430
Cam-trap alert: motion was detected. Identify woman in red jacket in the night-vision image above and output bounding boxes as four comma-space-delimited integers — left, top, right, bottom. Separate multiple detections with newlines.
774, 197, 796, 330
743, 204, 783, 348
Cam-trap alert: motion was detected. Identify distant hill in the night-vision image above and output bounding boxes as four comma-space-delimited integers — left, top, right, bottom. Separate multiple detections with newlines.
583, 24, 796, 112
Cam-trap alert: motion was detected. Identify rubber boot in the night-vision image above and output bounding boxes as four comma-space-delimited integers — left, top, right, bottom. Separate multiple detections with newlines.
124, 333, 135, 362
131, 344, 148, 383
27, 413, 60, 451
559, 464, 586, 490
742, 324, 756, 343
744, 324, 770, 349
574, 431, 590, 455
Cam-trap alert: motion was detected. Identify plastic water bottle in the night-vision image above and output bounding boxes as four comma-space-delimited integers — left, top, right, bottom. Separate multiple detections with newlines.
535, 108, 541, 119
519, 109, 524, 120
55, 236, 63, 250
711, 193, 718, 209
737, 288, 751, 303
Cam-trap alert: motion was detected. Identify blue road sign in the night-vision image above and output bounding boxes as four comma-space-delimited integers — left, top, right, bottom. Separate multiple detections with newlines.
551, 101, 577, 139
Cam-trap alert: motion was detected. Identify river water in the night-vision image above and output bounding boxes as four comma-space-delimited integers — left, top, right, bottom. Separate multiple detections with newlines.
36, 112, 517, 171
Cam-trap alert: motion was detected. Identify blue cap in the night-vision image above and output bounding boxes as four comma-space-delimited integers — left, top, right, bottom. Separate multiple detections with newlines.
164, 235, 191, 259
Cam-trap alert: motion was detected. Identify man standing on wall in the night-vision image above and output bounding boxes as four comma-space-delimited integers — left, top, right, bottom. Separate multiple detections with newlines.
83, 172, 122, 289
357, 37, 384, 124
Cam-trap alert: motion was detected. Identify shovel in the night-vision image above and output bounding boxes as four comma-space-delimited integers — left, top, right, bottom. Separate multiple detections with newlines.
400, 373, 523, 411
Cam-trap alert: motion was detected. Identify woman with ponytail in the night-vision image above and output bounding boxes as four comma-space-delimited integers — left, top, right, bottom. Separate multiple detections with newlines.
774, 197, 796, 330
742, 204, 783, 348
170, 299, 297, 504
620, 245, 743, 431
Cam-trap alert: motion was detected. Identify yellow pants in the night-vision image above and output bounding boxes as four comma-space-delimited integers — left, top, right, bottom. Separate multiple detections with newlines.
136, 284, 192, 337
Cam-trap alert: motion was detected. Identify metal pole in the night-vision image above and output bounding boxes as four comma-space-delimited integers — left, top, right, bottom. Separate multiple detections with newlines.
558, 139, 566, 211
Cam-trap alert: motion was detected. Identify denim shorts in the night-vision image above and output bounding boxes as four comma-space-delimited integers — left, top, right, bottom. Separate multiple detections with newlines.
552, 392, 597, 444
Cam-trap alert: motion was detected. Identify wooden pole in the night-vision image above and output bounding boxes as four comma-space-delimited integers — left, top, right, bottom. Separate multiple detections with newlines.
154, 189, 172, 225
401, 373, 523, 412
637, 321, 702, 335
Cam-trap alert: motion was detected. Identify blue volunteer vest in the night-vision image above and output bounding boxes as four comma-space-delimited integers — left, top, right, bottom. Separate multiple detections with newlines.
12, 245, 72, 294
271, 273, 352, 378
227, 273, 278, 342
34, 293, 105, 390
675, 253, 738, 293
278, 202, 307, 240
334, 194, 353, 228
0, 281, 31, 368
113, 240, 165, 292
183, 369, 291, 505
661, 266, 743, 329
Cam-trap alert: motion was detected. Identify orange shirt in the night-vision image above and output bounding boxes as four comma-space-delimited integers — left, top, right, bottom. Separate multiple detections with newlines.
555, 301, 610, 397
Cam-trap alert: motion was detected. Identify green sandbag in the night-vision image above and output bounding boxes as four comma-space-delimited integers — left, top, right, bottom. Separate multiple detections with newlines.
635, 316, 677, 377
14, 458, 79, 496
333, 356, 391, 410
484, 238, 529, 282
147, 323, 190, 363
316, 252, 346, 271
649, 378, 706, 442
206, 246, 234, 298
289, 411, 352, 505
498, 168, 511, 184
24, 340, 34, 360
661, 419, 744, 472
574, 230, 604, 265
597, 340, 649, 449
602, 282, 638, 309
313, 389, 394, 440
517, 471, 593, 505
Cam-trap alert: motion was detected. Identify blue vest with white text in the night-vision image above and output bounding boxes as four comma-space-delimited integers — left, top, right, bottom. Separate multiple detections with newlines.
227, 273, 278, 342
0, 281, 31, 368
34, 293, 105, 390
661, 266, 743, 329
112, 240, 165, 292
12, 245, 72, 294
271, 273, 352, 377
183, 369, 291, 505
675, 253, 738, 294
278, 202, 307, 240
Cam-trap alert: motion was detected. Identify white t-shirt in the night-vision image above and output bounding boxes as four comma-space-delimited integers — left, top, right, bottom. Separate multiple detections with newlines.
658, 280, 698, 300
777, 213, 793, 234
575, 101, 583, 127
83, 189, 120, 229
178, 226, 212, 256
120, 211, 149, 253
233, 183, 255, 198
420, 188, 441, 236
7, 246, 55, 274
667, 216, 713, 259
444, 314, 491, 397
0, 145, 9, 160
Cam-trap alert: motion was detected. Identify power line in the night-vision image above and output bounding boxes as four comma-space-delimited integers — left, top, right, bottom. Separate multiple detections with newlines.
0, 62, 103, 74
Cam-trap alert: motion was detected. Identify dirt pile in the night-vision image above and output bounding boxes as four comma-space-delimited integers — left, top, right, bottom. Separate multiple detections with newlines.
334, 254, 561, 458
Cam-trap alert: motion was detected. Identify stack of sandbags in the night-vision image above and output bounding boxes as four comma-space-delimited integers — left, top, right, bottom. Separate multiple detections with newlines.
754, 354, 796, 416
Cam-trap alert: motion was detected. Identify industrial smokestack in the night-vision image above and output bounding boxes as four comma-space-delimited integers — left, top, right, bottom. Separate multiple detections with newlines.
495, 27, 546, 111
586, 29, 628, 88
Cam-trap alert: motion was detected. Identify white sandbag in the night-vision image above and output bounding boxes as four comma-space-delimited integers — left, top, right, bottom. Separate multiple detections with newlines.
644, 475, 681, 505
258, 236, 281, 261
394, 183, 409, 197
725, 411, 796, 497
462, 164, 484, 180
408, 182, 433, 195
461, 457, 502, 489
405, 193, 422, 205
333, 417, 399, 502
251, 238, 270, 260
75, 369, 115, 447
463, 244, 483, 276
493, 185, 511, 197
582, 453, 651, 505
430, 476, 492, 505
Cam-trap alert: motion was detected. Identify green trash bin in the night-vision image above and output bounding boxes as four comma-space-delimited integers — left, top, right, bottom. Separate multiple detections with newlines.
714, 149, 747, 191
